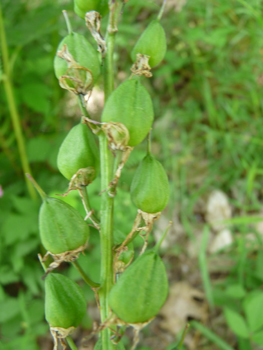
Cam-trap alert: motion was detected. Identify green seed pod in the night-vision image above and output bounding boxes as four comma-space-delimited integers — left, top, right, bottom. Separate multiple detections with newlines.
109, 249, 168, 324
54, 32, 101, 85
131, 20, 166, 68
74, 0, 109, 18
101, 79, 154, 147
40, 196, 89, 254
130, 153, 169, 213
94, 337, 125, 350
57, 122, 99, 181
45, 273, 86, 328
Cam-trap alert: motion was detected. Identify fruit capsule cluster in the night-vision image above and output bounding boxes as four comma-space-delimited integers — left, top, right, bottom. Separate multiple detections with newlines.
32, 1, 169, 349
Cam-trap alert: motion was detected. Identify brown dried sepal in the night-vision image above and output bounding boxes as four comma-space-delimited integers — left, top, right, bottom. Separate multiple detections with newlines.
131, 54, 152, 78
41, 241, 88, 278
57, 44, 94, 95
82, 313, 154, 350
102, 122, 133, 194
57, 167, 96, 197
85, 11, 106, 58
114, 210, 161, 269
50, 326, 75, 350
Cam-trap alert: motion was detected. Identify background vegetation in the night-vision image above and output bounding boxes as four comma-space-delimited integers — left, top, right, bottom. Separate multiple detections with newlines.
1, 0, 263, 349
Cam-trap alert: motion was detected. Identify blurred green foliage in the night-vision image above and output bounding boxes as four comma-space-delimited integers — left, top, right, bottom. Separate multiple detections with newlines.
1, 0, 263, 349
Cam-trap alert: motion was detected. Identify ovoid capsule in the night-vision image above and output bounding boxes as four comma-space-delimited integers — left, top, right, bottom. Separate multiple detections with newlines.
45, 273, 86, 328
57, 122, 99, 181
54, 32, 101, 84
74, 0, 109, 19
130, 153, 169, 213
131, 20, 166, 67
101, 79, 154, 147
40, 196, 89, 254
109, 249, 168, 324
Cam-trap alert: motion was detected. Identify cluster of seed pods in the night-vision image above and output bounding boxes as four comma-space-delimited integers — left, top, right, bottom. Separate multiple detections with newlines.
32, 1, 169, 349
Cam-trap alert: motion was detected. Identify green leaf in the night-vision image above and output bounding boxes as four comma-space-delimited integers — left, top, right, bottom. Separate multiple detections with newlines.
243, 291, 263, 333
252, 330, 263, 346
0, 265, 19, 285
20, 82, 50, 113
13, 238, 39, 258
225, 284, 246, 299
223, 308, 249, 338
2, 213, 37, 246
0, 298, 20, 323
0, 314, 22, 338
22, 264, 43, 295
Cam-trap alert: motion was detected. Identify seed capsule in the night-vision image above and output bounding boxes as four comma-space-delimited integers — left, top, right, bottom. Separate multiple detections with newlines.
130, 153, 169, 213
101, 79, 154, 147
74, 0, 109, 18
131, 20, 166, 68
54, 32, 101, 85
40, 196, 89, 255
57, 122, 99, 181
45, 273, 86, 328
109, 249, 168, 324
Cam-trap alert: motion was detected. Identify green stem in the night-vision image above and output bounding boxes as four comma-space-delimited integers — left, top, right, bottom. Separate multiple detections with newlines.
157, 0, 167, 21
154, 221, 172, 253
66, 336, 79, 350
72, 261, 100, 288
99, 133, 115, 350
26, 174, 47, 200
63, 10, 72, 35
103, 3, 117, 101
0, 4, 36, 200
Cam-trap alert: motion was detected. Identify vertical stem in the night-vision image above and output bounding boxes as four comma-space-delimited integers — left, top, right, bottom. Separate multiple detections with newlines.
103, 4, 117, 101
99, 133, 115, 350
0, 3, 36, 199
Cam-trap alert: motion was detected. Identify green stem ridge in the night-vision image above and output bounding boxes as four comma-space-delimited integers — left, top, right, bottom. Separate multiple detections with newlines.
72, 261, 100, 288
99, 133, 115, 350
0, 3, 36, 199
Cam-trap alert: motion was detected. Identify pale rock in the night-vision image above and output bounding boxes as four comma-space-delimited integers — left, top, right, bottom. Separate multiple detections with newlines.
205, 190, 232, 232
209, 228, 233, 254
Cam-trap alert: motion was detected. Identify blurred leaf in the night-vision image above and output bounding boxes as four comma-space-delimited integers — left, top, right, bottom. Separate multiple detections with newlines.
2, 213, 37, 246
21, 83, 50, 113
253, 330, 263, 346
13, 238, 39, 258
243, 291, 263, 333
0, 314, 22, 339
22, 264, 43, 295
223, 307, 249, 338
0, 265, 19, 285
6, 6, 61, 47
0, 298, 20, 323
225, 284, 246, 299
